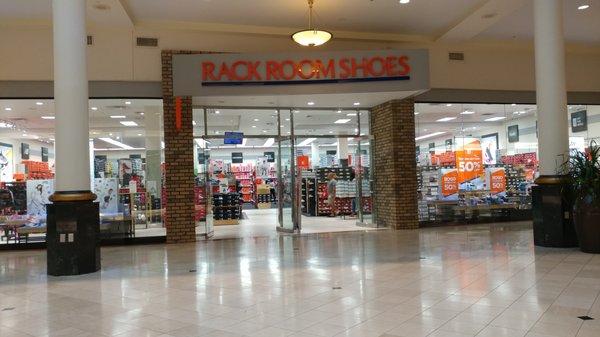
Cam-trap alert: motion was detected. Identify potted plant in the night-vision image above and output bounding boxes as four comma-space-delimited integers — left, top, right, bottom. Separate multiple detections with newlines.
567, 142, 600, 253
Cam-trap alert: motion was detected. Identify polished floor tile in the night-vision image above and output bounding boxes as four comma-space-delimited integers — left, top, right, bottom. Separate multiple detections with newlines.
2, 221, 600, 337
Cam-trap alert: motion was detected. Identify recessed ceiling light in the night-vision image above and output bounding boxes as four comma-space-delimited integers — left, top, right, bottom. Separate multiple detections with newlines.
192, 121, 197, 126
120, 121, 138, 126
125, 101, 132, 105
109, 133, 113, 136
285, 118, 290, 121
329, 130, 333, 134
307, 102, 315, 106
437, 117, 457, 122
252, 125, 257, 128
215, 131, 220, 134
484, 116, 506, 122
414, 112, 420, 115
215, 110, 220, 114
4, 107, 12, 111
446, 104, 452, 107
346, 113, 357, 116
91, 107, 98, 111
280, 125, 284, 128
335, 119, 352, 124
254, 118, 259, 122
353, 102, 360, 106
460, 110, 475, 115
36, 102, 44, 106
41, 116, 55, 120
399, 0, 410, 3
337, 110, 342, 114
262, 130, 267, 133
578, 5, 590, 10
137, 133, 143, 136
511, 103, 517, 106
140, 112, 144, 116
110, 115, 126, 119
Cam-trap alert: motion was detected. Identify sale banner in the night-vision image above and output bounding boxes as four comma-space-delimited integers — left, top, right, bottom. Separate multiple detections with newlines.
439, 168, 459, 201
455, 138, 484, 185
486, 167, 506, 196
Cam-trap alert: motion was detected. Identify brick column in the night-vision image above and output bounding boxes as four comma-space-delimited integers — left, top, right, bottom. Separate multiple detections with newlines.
371, 98, 418, 229
161, 50, 196, 243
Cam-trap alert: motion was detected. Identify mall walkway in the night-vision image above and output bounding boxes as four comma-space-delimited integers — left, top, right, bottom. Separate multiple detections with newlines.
1, 222, 599, 337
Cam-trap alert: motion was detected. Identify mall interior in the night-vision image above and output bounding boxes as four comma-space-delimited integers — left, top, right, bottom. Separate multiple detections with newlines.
1, 1, 600, 337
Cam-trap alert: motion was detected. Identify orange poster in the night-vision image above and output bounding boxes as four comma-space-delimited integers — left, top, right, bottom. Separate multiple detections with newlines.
486, 167, 506, 196
439, 168, 459, 200
455, 138, 484, 184
296, 155, 309, 170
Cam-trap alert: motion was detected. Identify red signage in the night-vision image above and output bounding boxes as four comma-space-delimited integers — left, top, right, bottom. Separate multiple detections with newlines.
201, 55, 411, 83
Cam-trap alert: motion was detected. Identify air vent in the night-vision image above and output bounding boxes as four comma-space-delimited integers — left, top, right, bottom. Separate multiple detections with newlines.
449, 52, 464, 61
87, 35, 93, 45
136, 37, 158, 47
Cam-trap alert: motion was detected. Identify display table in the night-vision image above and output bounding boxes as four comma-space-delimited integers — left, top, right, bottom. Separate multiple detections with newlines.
99, 213, 134, 238
16, 226, 46, 243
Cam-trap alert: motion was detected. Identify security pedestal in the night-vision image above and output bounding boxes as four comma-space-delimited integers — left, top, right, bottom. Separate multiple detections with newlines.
532, 176, 577, 248
47, 192, 100, 276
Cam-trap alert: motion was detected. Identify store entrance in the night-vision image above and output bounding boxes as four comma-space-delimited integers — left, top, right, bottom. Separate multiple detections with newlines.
192, 107, 376, 239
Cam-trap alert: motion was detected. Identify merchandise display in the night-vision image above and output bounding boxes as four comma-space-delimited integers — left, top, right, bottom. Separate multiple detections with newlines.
213, 193, 241, 225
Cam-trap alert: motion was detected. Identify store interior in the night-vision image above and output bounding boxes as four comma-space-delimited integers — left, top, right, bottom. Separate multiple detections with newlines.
1, 97, 597, 245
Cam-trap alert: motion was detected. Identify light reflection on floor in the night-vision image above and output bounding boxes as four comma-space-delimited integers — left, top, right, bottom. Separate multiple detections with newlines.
1, 221, 599, 337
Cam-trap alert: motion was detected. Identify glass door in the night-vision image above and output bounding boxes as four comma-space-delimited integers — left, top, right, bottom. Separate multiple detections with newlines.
195, 138, 214, 238
277, 136, 295, 231
356, 136, 375, 226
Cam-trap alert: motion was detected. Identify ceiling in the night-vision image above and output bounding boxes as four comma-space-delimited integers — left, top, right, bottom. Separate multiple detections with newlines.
0, 0, 598, 45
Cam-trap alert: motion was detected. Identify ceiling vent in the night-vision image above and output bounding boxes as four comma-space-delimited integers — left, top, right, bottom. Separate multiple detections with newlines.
449, 52, 465, 61
136, 37, 158, 47
87, 35, 93, 45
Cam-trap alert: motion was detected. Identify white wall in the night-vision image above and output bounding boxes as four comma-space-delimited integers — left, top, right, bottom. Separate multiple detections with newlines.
1, 25, 600, 92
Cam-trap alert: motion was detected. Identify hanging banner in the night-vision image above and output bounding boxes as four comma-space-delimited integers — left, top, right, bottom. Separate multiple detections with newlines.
486, 167, 507, 196
455, 137, 484, 189
439, 168, 459, 201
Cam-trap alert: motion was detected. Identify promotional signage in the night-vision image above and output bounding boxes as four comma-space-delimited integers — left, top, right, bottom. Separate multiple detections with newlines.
231, 152, 243, 164
571, 110, 588, 133
507, 125, 519, 143
264, 151, 275, 163
445, 139, 453, 152
428, 142, 435, 154
439, 168, 459, 201
455, 137, 484, 188
486, 167, 507, 196
224, 132, 244, 145
481, 133, 499, 165
173, 49, 429, 96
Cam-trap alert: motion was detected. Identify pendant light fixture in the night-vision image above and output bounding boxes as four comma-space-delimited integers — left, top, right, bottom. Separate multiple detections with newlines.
292, 0, 332, 47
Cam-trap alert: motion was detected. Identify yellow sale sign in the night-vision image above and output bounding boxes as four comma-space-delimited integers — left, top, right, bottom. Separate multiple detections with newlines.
455, 138, 484, 184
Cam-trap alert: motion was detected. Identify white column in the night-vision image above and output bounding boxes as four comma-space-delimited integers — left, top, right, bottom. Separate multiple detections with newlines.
52, 0, 90, 191
337, 137, 349, 163
310, 142, 320, 168
534, 0, 569, 176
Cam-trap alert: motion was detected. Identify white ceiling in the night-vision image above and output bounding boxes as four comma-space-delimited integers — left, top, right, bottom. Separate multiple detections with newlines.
0, 0, 598, 44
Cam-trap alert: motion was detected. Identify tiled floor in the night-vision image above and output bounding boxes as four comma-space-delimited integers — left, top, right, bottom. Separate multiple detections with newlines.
1, 221, 600, 337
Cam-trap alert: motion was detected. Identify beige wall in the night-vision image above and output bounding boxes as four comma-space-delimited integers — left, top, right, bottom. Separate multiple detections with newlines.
1, 25, 600, 92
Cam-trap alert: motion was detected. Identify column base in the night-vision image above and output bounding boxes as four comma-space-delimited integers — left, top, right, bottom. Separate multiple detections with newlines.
532, 175, 578, 248
46, 192, 101, 276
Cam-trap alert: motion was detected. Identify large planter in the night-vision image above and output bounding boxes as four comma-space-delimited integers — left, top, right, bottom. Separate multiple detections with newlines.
574, 203, 600, 253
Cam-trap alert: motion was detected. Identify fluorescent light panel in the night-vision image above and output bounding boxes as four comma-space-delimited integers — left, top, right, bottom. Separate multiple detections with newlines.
263, 138, 275, 147
485, 116, 506, 122
99, 137, 134, 149
415, 131, 446, 141
110, 115, 126, 119
120, 121, 138, 126
297, 138, 317, 146
437, 117, 457, 122
334, 119, 352, 124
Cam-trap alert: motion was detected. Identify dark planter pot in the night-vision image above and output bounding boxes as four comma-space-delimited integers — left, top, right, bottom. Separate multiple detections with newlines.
574, 204, 600, 254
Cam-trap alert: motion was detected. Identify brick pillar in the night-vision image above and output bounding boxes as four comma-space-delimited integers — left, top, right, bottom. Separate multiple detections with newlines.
371, 98, 418, 229
161, 51, 196, 243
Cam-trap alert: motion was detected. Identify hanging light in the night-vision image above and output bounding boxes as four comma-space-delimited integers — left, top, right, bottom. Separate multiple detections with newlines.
292, 0, 332, 47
